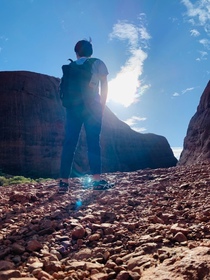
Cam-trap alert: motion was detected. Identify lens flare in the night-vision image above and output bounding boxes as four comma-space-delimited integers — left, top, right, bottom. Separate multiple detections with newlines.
75, 199, 82, 209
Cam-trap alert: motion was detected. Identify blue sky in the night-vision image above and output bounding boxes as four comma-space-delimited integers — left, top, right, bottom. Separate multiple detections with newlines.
0, 0, 210, 159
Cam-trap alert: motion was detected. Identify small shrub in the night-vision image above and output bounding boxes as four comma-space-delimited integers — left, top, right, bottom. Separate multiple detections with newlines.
0, 174, 52, 186
0, 176, 8, 186
7, 176, 34, 185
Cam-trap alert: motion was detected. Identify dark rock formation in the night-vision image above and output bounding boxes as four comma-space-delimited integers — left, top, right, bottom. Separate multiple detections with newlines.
179, 81, 210, 165
0, 71, 177, 178
0, 71, 65, 178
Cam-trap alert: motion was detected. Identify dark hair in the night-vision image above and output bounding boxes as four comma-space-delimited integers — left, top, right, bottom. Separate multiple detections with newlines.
74, 39, 93, 57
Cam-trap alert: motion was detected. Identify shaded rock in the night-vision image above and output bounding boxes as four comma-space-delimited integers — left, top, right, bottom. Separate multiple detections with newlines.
0, 270, 21, 280
36, 269, 54, 279
0, 71, 177, 178
85, 261, 104, 271
126, 256, 151, 270
74, 248, 92, 260
116, 271, 131, 280
0, 248, 12, 259
173, 232, 188, 243
11, 243, 26, 254
100, 211, 117, 223
0, 261, 15, 271
88, 233, 101, 241
66, 261, 86, 270
179, 80, 210, 165
0, 71, 64, 178
170, 223, 189, 235
71, 224, 86, 239
26, 240, 43, 251
128, 271, 141, 280
90, 272, 108, 280
43, 260, 62, 273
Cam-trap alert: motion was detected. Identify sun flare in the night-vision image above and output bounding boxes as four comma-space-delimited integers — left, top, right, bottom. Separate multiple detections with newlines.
107, 19, 150, 107
108, 69, 140, 107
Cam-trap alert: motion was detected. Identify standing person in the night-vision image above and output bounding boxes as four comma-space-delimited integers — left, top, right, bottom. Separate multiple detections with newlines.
59, 39, 109, 193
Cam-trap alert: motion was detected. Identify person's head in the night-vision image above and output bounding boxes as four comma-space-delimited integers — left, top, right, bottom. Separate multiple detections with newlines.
74, 39, 93, 58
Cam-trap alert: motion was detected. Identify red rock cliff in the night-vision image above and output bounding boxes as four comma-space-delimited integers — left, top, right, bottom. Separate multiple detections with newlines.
0, 71, 177, 178
179, 81, 210, 165
0, 71, 65, 178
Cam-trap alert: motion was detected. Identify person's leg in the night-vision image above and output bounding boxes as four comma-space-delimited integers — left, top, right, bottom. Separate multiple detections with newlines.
60, 109, 83, 183
85, 115, 112, 189
84, 106, 102, 179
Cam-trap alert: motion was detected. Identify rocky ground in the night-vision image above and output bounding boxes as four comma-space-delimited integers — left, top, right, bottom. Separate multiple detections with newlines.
0, 163, 210, 280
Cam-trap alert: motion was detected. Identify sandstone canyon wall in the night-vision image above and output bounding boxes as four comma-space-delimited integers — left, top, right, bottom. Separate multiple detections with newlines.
179, 80, 210, 165
0, 71, 177, 178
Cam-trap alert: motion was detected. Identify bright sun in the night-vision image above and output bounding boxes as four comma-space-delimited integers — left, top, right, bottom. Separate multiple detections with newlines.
108, 70, 139, 107
107, 48, 148, 107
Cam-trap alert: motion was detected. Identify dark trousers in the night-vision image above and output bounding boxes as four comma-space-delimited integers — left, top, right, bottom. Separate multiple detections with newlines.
60, 104, 102, 178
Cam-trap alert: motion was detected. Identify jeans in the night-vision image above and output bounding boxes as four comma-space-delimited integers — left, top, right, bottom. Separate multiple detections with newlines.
60, 103, 102, 178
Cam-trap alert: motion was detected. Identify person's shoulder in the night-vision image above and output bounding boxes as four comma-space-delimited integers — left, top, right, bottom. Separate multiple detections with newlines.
91, 57, 103, 62
91, 58, 108, 75
91, 58, 106, 66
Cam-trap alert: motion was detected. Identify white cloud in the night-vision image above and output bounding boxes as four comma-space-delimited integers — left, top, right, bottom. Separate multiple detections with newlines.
182, 0, 210, 26
108, 17, 151, 107
173, 92, 180, 97
124, 116, 147, 133
204, 23, 210, 33
172, 146, 183, 160
182, 0, 210, 51
182, 87, 194, 94
125, 116, 147, 126
199, 38, 210, 49
172, 87, 194, 97
190, 29, 200, 36
196, 50, 208, 60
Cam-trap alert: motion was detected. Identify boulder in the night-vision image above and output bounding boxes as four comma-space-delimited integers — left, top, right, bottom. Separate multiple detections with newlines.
0, 71, 177, 178
179, 80, 210, 165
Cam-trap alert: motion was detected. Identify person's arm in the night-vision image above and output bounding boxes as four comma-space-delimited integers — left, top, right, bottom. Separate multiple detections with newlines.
100, 75, 108, 112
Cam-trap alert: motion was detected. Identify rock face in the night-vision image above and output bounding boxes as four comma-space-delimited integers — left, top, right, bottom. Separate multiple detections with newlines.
0, 164, 210, 279
0, 71, 177, 178
0, 71, 65, 178
179, 80, 210, 165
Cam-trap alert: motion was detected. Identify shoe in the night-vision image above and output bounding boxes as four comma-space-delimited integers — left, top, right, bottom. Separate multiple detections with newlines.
92, 180, 114, 190
58, 180, 69, 194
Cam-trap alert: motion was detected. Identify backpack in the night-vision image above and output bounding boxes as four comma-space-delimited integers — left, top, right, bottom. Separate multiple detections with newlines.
59, 58, 98, 108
